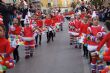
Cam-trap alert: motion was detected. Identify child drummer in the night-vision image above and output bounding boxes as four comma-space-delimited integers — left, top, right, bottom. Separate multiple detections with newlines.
22, 20, 35, 59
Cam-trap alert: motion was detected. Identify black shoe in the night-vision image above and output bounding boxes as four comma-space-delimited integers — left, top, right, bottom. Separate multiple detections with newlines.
61, 29, 63, 31
85, 55, 88, 59
25, 55, 30, 59
47, 40, 50, 43
83, 54, 85, 57
52, 39, 54, 42
54, 34, 56, 37
3, 71, 6, 73
35, 44, 38, 48
30, 53, 33, 57
70, 43, 72, 45
75, 45, 78, 48
39, 43, 41, 45
16, 58, 19, 63
79, 45, 82, 49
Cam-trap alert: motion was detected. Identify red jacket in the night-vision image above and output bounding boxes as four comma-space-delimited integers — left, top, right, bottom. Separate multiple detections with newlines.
80, 22, 90, 43
0, 38, 12, 54
44, 18, 52, 26
23, 26, 33, 37
52, 18, 57, 26
69, 19, 81, 37
97, 33, 110, 51
36, 19, 43, 28
80, 22, 90, 34
55, 15, 60, 23
72, 19, 81, 32
10, 24, 22, 35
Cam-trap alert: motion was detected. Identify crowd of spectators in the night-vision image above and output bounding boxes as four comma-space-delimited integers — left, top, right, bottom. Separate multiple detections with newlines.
98, 6, 110, 22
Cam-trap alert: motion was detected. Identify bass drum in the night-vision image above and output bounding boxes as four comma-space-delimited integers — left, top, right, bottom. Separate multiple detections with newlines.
22, 37, 34, 41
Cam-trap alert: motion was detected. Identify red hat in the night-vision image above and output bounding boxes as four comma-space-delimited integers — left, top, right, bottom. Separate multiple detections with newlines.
0, 15, 3, 25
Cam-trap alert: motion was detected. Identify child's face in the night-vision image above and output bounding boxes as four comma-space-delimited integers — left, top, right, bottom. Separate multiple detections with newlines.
0, 26, 4, 38
93, 19, 99, 26
83, 17, 88, 23
13, 19, 18, 24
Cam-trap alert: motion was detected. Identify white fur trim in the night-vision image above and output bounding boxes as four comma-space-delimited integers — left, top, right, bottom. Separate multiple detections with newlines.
0, 18, 3, 21
87, 45, 98, 52
68, 31, 79, 36
101, 27, 104, 31
88, 27, 91, 33
78, 33, 85, 43
22, 37, 34, 41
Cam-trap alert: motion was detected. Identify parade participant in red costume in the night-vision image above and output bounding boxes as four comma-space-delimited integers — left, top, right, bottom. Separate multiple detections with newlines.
9, 18, 22, 62
86, 16, 105, 73
22, 21, 35, 59
35, 17, 43, 45
72, 14, 81, 33
73, 14, 81, 48
97, 23, 110, 65
0, 24, 14, 73
54, 13, 61, 32
79, 15, 90, 58
51, 15, 57, 37
69, 14, 81, 48
44, 15, 54, 43
69, 16, 74, 45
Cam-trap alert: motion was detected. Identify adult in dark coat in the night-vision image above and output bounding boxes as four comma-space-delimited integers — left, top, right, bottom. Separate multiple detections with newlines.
0, 0, 11, 39
9, 4, 17, 25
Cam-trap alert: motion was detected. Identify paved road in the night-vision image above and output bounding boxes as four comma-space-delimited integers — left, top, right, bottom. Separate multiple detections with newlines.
7, 20, 88, 73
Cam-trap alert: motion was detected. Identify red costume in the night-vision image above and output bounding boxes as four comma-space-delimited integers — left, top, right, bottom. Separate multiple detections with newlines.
0, 38, 12, 54
23, 25, 35, 58
72, 19, 81, 33
87, 25, 105, 46
36, 20, 43, 28
52, 18, 57, 27
79, 22, 90, 43
97, 33, 110, 61
10, 24, 22, 35
69, 21, 74, 32
68, 19, 81, 45
86, 25, 105, 73
44, 18, 52, 26
23, 26, 34, 47
0, 38, 15, 71
80, 22, 90, 35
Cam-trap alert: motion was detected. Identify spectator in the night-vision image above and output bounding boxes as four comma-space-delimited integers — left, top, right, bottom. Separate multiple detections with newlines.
9, 4, 17, 25
0, 0, 12, 39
